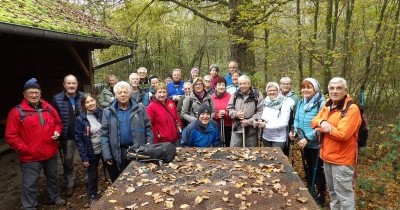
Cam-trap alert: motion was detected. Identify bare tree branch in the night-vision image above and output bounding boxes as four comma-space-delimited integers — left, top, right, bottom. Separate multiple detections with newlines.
158, 0, 230, 27
125, 0, 155, 34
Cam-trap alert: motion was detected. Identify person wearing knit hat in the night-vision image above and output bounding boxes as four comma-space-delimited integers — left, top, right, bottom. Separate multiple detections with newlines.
290, 77, 326, 206
165, 72, 172, 84
24, 77, 41, 91
180, 104, 221, 147
188, 67, 200, 83
6, 77, 66, 208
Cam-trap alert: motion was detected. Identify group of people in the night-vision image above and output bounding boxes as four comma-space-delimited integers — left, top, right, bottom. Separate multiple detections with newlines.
5, 59, 362, 210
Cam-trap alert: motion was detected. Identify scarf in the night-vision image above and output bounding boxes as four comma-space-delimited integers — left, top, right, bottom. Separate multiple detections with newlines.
303, 92, 321, 112
264, 94, 285, 110
194, 91, 206, 102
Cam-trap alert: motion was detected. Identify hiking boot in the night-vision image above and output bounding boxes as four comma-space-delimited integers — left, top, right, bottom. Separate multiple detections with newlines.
89, 195, 98, 208
316, 193, 326, 207
52, 197, 66, 206
65, 187, 74, 197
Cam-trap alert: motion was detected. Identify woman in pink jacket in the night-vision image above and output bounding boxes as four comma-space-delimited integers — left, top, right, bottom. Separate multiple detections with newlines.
212, 77, 232, 147
146, 83, 183, 146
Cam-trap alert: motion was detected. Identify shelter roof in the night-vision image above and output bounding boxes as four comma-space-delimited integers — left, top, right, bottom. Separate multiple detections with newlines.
0, 0, 135, 47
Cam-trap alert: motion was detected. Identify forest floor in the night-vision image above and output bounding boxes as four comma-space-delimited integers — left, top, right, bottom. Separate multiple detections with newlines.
0, 133, 399, 210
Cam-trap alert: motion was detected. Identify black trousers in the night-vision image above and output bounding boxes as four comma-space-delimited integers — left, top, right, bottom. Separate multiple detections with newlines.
304, 147, 326, 194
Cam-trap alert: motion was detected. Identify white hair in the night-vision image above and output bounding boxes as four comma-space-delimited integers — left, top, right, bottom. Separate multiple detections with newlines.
280, 77, 292, 84
266, 82, 280, 92
238, 75, 251, 85
129, 73, 139, 81
137, 67, 148, 73
113, 81, 132, 93
328, 77, 347, 89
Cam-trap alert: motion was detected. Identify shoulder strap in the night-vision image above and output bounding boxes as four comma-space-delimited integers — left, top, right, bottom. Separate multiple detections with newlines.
16, 105, 25, 122
189, 99, 193, 114
341, 100, 354, 118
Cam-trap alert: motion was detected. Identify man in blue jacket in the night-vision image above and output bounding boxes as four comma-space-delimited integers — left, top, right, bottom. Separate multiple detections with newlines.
101, 81, 153, 182
52, 74, 84, 197
181, 104, 221, 147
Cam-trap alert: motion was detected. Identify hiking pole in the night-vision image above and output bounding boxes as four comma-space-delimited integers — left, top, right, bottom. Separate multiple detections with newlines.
289, 125, 296, 166
242, 121, 246, 148
296, 128, 309, 182
309, 130, 322, 196
220, 118, 225, 147
256, 119, 265, 147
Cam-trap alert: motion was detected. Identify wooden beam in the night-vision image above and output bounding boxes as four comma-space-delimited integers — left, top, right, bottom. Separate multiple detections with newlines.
64, 42, 90, 79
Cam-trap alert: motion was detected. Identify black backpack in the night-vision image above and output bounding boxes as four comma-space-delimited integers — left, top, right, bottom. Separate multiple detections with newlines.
126, 142, 177, 163
341, 101, 368, 148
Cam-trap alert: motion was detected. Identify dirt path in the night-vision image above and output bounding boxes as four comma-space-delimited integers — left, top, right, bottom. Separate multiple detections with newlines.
0, 150, 111, 210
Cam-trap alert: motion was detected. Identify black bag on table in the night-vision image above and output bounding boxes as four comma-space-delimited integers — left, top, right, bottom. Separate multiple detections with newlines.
126, 142, 177, 163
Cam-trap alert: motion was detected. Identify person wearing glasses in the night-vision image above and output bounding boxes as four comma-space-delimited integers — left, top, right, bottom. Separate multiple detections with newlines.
6, 78, 66, 208
181, 77, 215, 124
279, 77, 299, 156
137, 67, 150, 92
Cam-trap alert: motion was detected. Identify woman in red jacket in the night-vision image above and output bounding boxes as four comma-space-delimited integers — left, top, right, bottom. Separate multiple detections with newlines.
146, 82, 183, 146
212, 77, 232, 147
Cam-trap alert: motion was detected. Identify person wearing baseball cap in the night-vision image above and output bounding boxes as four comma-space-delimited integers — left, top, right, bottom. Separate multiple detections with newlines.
180, 104, 221, 147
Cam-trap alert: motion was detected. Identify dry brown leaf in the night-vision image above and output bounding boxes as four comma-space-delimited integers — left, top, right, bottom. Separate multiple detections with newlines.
297, 196, 308, 203
222, 197, 230, 202
180, 204, 190, 209
195, 196, 204, 205
165, 200, 174, 209
235, 193, 246, 200
126, 186, 135, 193
126, 203, 138, 209
108, 199, 117, 203
215, 181, 227, 186
140, 202, 149, 206
145, 192, 152, 196
168, 163, 179, 170
223, 190, 230, 195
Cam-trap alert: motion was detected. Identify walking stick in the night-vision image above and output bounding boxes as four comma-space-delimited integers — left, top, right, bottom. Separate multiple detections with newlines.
220, 118, 225, 147
256, 119, 265, 147
242, 122, 246, 148
310, 131, 322, 196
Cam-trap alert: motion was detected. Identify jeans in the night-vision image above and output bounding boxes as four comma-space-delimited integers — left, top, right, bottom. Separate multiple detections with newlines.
324, 162, 355, 210
20, 154, 60, 210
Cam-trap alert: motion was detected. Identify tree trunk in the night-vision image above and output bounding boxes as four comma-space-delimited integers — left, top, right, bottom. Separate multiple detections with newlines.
308, 0, 319, 77
323, 0, 333, 93
362, 0, 388, 90
341, 0, 355, 78
296, 0, 303, 88
263, 29, 270, 83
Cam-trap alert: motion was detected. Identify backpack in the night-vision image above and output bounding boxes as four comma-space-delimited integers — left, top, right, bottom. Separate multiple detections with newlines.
233, 88, 260, 114
341, 101, 368, 148
16, 105, 52, 122
126, 142, 177, 163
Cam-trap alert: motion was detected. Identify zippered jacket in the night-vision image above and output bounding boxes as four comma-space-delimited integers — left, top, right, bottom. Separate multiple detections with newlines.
101, 98, 153, 163
146, 99, 182, 143
6, 99, 62, 162
75, 108, 103, 161
311, 95, 361, 166
181, 120, 221, 147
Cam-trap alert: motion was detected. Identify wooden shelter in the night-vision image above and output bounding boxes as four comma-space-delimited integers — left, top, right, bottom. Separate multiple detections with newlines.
0, 0, 136, 152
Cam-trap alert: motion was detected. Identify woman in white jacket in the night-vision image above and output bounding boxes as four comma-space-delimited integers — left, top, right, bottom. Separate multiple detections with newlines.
254, 82, 293, 150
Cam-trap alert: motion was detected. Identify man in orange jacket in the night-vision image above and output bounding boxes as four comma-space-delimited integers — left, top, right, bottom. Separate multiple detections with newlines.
311, 77, 362, 210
